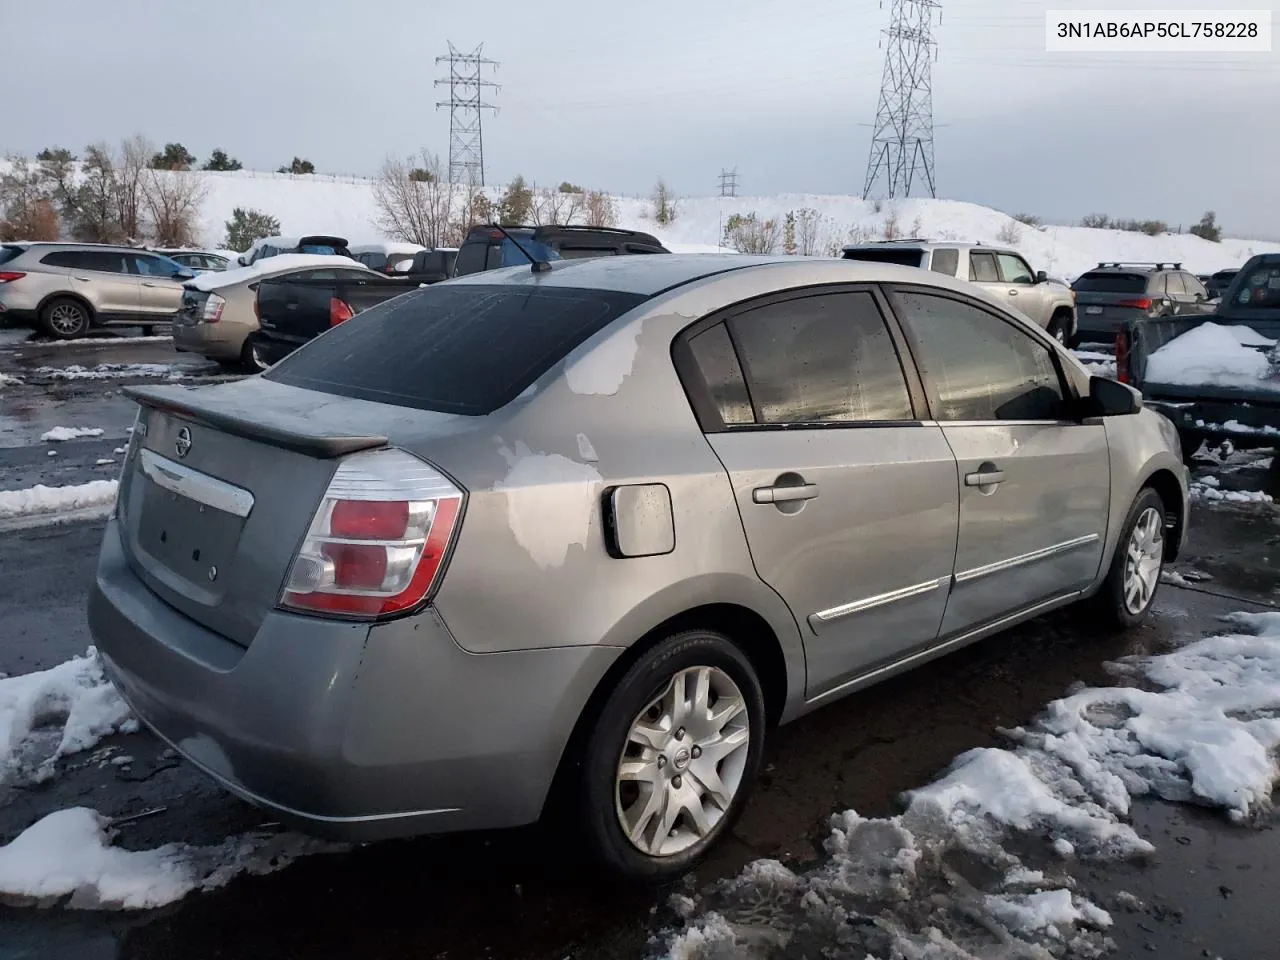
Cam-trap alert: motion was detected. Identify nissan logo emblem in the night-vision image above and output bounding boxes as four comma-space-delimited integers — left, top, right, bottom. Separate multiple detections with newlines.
175, 427, 192, 459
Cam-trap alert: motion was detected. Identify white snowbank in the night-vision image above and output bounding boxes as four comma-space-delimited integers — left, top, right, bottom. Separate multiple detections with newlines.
662, 612, 1280, 957
0, 807, 342, 909
0, 480, 118, 520
0, 649, 135, 782
40, 426, 105, 442
33, 364, 181, 381
1146, 322, 1279, 391
22, 336, 173, 349
187, 253, 371, 292
1191, 478, 1274, 503
0, 373, 22, 387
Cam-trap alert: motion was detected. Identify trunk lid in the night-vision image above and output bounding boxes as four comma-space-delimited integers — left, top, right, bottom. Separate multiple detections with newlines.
174, 287, 209, 326
118, 377, 474, 646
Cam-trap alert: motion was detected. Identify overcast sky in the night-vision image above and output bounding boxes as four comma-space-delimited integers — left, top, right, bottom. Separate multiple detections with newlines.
3, 0, 1277, 236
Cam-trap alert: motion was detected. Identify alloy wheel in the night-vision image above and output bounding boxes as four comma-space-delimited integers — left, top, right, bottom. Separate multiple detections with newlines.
1123, 506, 1164, 615
49, 303, 86, 336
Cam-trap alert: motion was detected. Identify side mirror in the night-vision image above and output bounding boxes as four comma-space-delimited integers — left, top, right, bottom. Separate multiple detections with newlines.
173, 269, 196, 281
1089, 375, 1142, 416
1035, 270, 1048, 283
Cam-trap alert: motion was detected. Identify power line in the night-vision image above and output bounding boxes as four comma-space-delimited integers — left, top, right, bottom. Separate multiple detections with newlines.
718, 167, 739, 198
434, 42, 500, 186
862, 0, 941, 201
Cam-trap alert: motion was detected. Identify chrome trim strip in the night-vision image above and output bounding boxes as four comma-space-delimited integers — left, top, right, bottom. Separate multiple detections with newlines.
810, 578, 943, 627
139, 448, 255, 518
805, 591, 1080, 706
953, 533, 1099, 585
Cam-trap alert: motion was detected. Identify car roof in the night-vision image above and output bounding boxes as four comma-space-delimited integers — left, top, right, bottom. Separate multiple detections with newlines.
443, 252, 995, 300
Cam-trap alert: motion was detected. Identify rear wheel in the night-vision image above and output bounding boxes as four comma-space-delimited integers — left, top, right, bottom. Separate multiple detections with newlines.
579, 630, 765, 879
1095, 488, 1167, 628
40, 298, 92, 340
240, 337, 268, 373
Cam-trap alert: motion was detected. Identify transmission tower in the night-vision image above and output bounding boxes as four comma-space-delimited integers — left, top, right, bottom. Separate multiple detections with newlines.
862, 0, 940, 200
435, 42, 500, 185
718, 167, 739, 198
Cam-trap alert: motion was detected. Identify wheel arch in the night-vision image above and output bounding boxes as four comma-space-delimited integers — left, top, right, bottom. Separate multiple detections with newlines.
1142, 467, 1186, 561
37, 291, 97, 324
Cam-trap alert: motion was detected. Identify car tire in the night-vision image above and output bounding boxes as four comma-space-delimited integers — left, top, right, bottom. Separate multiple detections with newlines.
39, 297, 92, 340
1095, 487, 1167, 629
579, 629, 766, 879
240, 337, 268, 373
1047, 310, 1071, 345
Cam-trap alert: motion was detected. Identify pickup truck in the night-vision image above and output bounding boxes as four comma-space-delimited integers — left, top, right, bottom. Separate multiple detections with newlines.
841, 239, 1078, 344
1118, 252, 1280, 461
247, 272, 422, 367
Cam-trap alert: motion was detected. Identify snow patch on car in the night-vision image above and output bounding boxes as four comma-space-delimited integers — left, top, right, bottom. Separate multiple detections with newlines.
563, 321, 644, 396
1146, 322, 1280, 391
494, 441, 602, 569
576, 433, 599, 462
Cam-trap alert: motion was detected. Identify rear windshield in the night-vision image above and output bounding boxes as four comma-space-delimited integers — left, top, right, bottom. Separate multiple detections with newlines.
841, 248, 925, 268
265, 284, 648, 415
1072, 272, 1147, 294
299, 243, 340, 256
1230, 264, 1280, 310
0, 245, 24, 265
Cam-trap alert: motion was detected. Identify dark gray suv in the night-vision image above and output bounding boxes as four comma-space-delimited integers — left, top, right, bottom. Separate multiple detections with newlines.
1072, 262, 1214, 343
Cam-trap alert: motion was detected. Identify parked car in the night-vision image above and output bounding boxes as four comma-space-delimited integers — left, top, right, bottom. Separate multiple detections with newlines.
91, 254, 1187, 879
351, 242, 425, 275
1205, 268, 1239, 300
453, 224, 669, 276
0, 242, 195, 339
1118, 253, 1280, 460
841, 240, 1078, 344
1071, 262, 1214, 344
172, 254, 375, 369
248, 270, 425, 366
231, 235, 355, 269
153, 249, 231, 274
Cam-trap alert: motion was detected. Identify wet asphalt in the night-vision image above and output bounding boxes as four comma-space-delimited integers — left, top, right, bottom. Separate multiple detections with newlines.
3, 331, 1280, 959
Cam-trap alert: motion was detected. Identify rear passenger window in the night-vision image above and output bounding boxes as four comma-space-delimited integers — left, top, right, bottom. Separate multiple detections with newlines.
1183, 274, 1208, 298
895, 291, 1066, 422
1164, 273, 1185, 296
727, 291, 914, 425
969, 252, 999, 282
686, 324, 753, 425
929, 248, 959, 277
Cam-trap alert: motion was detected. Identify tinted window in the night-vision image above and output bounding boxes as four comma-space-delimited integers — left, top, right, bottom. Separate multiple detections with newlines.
1071, 272, 1147, 294
454, 242, 488, 276
131, 254, 182, 277
298, 244, 338, 255
500, 237, 560, 267
728, 291, 914, 424
1164, 273, 1185, 296
558, 247, 619, 259
0, 245, 23, 265
53, 250, 130, 273
896, 291, 1065, 422
361, 253, 388, 270
40, 251, 82, 268
842, 247, 925, 268
929, 248, 959, 277
997, 254, 1034, 284
266, 285, 647, 415
686, 323, 753, 426
969, 252, 999, 282
1233, 263, 1280, 309
1182, 274, 1207, 298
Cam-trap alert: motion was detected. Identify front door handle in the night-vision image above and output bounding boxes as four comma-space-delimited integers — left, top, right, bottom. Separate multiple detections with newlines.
753, 483, 819, 504
965, 470, 1005, 487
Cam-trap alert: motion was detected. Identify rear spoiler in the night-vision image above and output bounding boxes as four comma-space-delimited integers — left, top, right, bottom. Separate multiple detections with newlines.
124, 384, 387, 459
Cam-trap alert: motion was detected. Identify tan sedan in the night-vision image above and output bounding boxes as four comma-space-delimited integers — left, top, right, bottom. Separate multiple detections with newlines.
172, 254, 376, 368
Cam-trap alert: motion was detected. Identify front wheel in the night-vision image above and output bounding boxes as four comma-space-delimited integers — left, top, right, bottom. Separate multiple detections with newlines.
1047, 311, 1071, 345
579, 630, 766, 879
1095, 488, 1167, 628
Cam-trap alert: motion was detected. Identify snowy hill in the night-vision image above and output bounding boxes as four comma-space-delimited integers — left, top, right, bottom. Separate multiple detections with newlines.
187, 170, 1277, 281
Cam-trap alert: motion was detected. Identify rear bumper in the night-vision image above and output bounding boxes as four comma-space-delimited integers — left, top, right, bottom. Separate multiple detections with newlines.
172, 320, 245, 360
248, 331, 306, 367
0, 306, 39, 327
1147, 398, 1280, 448
89, 520, 621, 841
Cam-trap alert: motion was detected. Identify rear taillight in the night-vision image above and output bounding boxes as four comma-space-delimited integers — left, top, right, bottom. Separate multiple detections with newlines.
202, 292, 226, 323
1118, 297, 1152, 310
1115, 331, 1130, 383
280, 448, 463, 618
0, 272, 25, 283
329, 298, 354, 327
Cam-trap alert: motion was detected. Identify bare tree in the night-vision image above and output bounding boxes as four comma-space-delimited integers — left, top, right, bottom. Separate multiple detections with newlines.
143, 169, 208, 247
117, 135, 152, 241
651, 178, 676, 224
449, 173, 492, 245
66, 142, 124, 243
995, 220, 1022, 245
724, 212, 781, 254
794, 208, 823, 256
880, 212, 901, 241
531, 185, 585, 226
372, 152, 455, 248
583, 189, 617, 228
0, 155, 60, 241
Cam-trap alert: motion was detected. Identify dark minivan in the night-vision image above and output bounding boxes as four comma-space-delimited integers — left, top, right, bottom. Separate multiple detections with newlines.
453, 225, 669, 276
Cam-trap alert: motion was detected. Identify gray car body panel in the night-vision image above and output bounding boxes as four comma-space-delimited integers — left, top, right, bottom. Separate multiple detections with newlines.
90, 254, 1189, 840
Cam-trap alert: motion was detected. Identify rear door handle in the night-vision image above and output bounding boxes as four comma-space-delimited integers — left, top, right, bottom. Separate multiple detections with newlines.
965, 470, 1005, 487
142, 282, 160, 288
753, 483, 819, 504
1008, 289, 1018, 296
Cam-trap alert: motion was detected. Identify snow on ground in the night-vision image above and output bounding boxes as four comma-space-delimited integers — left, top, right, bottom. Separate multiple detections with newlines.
0, 807, 343, 910
0, 649, 135, 783
1145, 322, 1279, 392
33, 363, 185, 381
660, 612, 1280, 958
0, 373, 22, 388
20, 335, 174, 348
0, 480, 118, 521
40, 426, 105, 442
